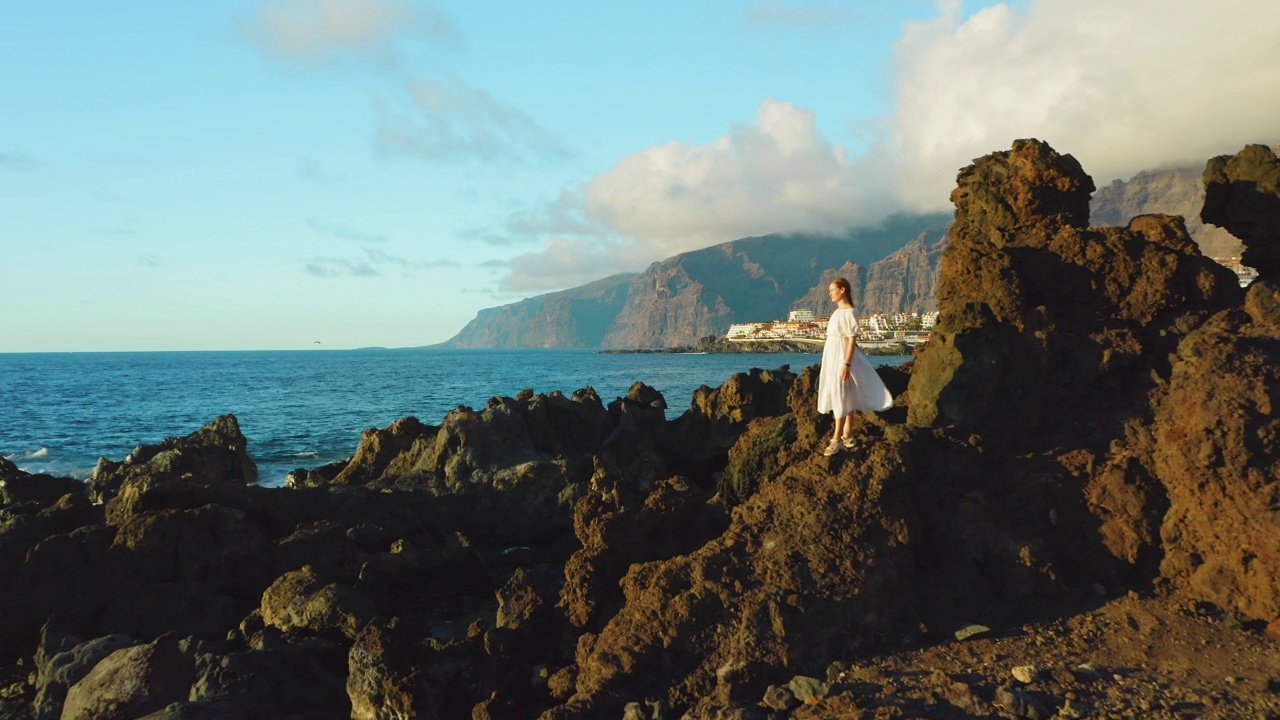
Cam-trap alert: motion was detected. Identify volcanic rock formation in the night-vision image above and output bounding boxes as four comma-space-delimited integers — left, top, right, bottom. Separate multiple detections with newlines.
2, 139, 1278, 719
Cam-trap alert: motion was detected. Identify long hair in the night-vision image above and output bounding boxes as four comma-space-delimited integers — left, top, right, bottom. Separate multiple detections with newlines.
832, 277, 852, 304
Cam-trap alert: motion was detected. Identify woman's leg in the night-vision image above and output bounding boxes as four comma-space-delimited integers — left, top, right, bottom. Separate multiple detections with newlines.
832, 413, 849, 442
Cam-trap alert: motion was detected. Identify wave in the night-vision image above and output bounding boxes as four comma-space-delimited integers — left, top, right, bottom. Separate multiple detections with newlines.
4, 447, 49, 460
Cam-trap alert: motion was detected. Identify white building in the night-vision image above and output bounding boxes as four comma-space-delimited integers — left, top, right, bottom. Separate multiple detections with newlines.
788, 308, 815, 323
726, 323, 759, 339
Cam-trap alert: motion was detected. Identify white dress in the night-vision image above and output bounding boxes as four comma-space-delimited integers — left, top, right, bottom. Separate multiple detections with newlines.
817, 308, 893, 417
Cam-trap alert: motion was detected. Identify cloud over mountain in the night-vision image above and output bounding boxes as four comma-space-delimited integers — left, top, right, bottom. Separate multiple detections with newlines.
498, 99, 883, 291
888, 0, 1280, 212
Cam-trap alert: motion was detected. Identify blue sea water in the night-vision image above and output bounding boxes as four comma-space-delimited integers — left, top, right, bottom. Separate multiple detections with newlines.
0, 348, 909, 488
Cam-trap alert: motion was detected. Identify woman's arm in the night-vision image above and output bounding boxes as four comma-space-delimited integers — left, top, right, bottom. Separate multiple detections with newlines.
840, 336, 854, 381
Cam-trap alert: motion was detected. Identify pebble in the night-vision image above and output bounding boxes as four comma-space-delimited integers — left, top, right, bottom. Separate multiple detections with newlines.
788, 675, 829, 703
1075, 663, 1105, 681
955, 623, 991, 641
1011, 665, 1038, 684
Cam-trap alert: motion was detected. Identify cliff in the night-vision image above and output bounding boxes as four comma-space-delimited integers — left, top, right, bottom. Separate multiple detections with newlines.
444, 272, 633, 348
447, 161, 1262, 350
1091, 165, 1243, 258
445, 213, 952, 348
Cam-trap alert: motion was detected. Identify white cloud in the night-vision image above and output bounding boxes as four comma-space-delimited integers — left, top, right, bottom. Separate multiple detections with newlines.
376, 76, 572, 163
243, 0, 452, 60
496, 237, 652, 293
495, 98, 885, 291
889, 0, 1280, 212
492, 0, 1280, 295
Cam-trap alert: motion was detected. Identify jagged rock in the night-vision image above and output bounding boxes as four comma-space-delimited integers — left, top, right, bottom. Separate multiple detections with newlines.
0, 493, 101, 605
186, 646, 348, 717
496, 568, 543, 631
89, 415, 257, 506
0, 457, 85, 507
1093, 165, 1243, 259
111, 504, 274, 606
716, 415, 796, 506
260, 566, 377, 640
347, 621, 449, 720
559, 478, 725, 632
761, 684, 799, 712
32, 632, 135, 720
1149, 306, 1280, 621
329, 416, 437, 486
908, 139, 1239, 442
669, 367, 797, 482
994, 685, 1052, 719
4, 525, 116, 651
60, 633, 197, 720
1202, 143, 1280, 278
560, 437, 917, 717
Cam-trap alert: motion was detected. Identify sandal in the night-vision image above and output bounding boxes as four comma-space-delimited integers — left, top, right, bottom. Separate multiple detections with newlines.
822, 438, 842, 457
842, 436, 855, 449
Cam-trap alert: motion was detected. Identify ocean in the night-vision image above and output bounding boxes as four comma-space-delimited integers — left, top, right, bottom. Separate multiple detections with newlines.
1, 348, 909, 487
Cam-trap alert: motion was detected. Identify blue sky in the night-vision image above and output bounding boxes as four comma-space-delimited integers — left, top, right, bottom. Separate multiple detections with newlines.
2, 0, 1278, 352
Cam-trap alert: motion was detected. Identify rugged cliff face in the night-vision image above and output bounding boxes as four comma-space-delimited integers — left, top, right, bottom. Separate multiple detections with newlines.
446, 214, 953, 348
1091, 165, 1243, 258
444, 273, 633, 348
447, 159, 1265, 350
860, 229, 947, 314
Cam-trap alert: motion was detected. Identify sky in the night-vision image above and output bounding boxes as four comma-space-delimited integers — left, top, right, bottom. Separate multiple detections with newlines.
2, 0, 1278, 352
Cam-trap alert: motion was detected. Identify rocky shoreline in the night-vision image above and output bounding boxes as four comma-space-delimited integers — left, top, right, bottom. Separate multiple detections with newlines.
3, 140, 1279, 720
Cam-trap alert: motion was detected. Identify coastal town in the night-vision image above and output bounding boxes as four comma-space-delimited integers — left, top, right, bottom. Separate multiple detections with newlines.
726, 308, 939, 349
726, 257, 1256, 350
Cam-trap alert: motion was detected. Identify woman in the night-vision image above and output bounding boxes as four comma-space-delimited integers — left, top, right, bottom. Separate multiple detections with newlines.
816, 278, 893, 456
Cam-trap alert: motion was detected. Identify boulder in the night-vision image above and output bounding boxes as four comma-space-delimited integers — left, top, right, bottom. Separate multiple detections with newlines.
0, 457, 86, 506
560, 438, 918, 716
109, 503, 274, 605
32, 631, 135, 720
668, 367, 797, 480
559, 477, 726, 632
260, 566, 377, 640
908, 139, 1239, 443
328, 416, 437, 487
1202, 143, 1280, 279
1150, 308, 1280, 621
91, 415, 258, 508
60, 633, 197, 720
347, 622, 434, 720
186, 646, 348, 717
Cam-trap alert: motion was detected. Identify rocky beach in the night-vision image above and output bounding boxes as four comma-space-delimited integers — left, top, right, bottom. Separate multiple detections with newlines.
2, 139, 1279, 720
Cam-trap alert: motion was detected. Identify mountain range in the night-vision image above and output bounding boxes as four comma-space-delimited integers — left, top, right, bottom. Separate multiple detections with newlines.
444, 161, 1243, 348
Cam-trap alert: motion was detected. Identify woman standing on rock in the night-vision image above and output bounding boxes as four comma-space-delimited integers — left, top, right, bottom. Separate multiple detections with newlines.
817, 278, 893, 456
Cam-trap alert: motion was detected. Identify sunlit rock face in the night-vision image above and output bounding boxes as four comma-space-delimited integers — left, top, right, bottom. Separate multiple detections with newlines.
907, 138, 1238, 442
